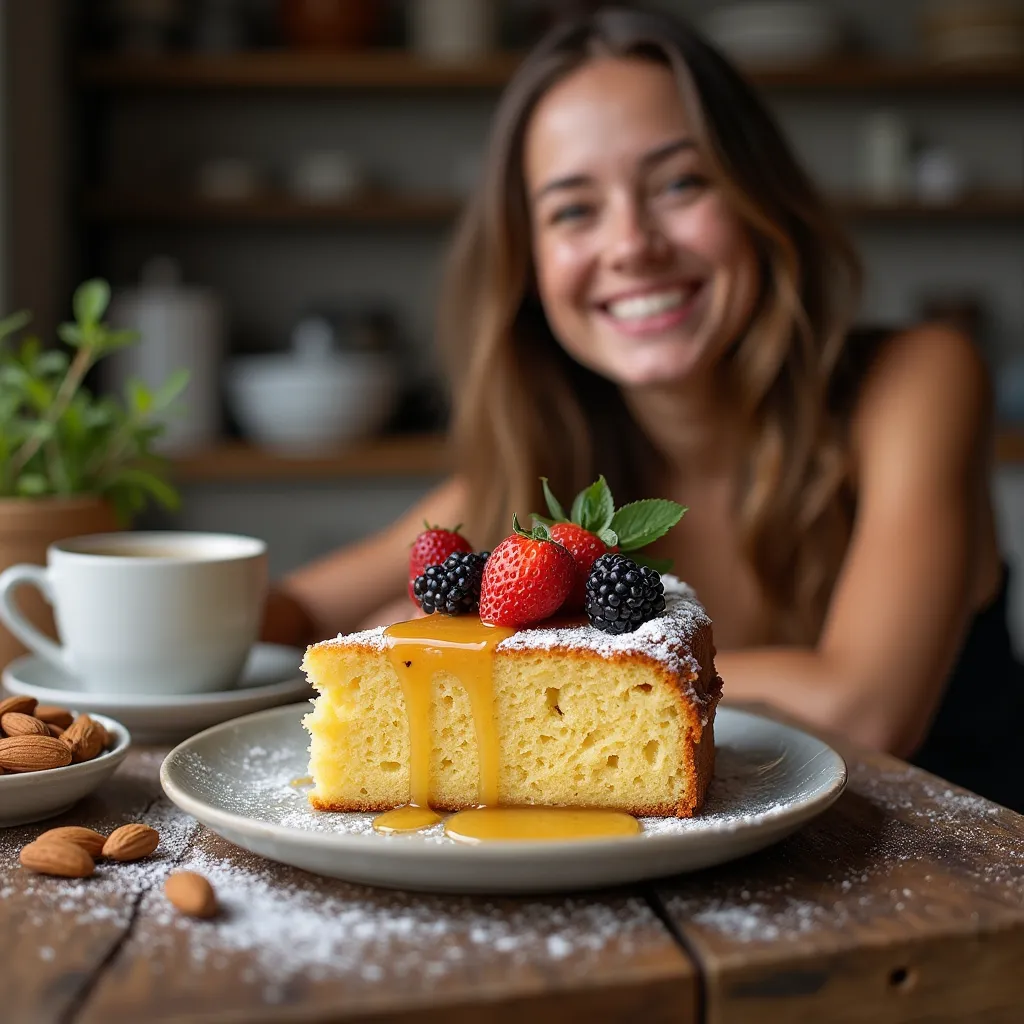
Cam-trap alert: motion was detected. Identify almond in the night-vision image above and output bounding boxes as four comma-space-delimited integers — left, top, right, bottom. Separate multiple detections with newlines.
60, 714, 106, 763
0, 695, 37, 718
37, 826, 108, 858
2, 711, 50, 738
102, 823, 159, 861
20, 839, 95, 878
33, 705, 74, 728
47, 723, 66, 738
164, 871, 218, 918
0, 735, 73, 772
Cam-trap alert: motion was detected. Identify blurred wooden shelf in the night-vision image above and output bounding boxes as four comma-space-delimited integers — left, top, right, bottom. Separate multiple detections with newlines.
82, 192, 463, 226
836, 192, 1024, 219
82, 190, 1024, 227
79, 50, 525, 90
79, 51, 1024, 92
170, 430, 1023, 484
168, 435, 450, 483
996, 430, 1024, 465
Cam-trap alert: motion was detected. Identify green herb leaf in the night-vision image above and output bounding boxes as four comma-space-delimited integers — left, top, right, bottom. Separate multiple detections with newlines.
610, 500, 687, 551
540, 478, 566, 521
512, 512, 551, 542
57, 323, 86, 348
530, 511, 555, 528
597, 527, 618, 547
15, 473, 49, 496
569, 475, 615, 533
73, 279, 110, 327
0, 310, 30, 342
127, 379, 153, 416
152, 368, 189, 411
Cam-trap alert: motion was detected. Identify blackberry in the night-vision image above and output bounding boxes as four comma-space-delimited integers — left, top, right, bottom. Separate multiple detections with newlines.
584, 552, 666, 634
413, 551, 489, 615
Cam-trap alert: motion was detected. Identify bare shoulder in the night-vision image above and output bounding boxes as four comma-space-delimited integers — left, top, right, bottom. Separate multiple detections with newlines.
851, 323, 992, 467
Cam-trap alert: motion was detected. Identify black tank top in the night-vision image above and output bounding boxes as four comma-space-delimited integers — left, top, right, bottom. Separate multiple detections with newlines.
910, 565, 1024, 812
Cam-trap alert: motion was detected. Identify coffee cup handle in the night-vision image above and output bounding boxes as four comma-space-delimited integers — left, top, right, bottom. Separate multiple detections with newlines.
0, 563, 69, 673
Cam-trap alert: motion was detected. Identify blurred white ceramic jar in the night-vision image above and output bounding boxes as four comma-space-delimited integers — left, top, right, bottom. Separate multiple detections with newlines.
106, 257, 225, 453
409, 0, 497, 61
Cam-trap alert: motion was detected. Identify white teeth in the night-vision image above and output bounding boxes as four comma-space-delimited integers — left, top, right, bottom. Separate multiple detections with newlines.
606, 289, 690, 321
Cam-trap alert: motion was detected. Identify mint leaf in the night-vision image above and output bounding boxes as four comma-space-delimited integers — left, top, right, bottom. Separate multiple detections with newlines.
597, 527, 618, 547
630, 551, 674, 574
611, 499, 687, 550
570, 475, 614, 533
540, 477, 566, 521
73, 279, 110, 327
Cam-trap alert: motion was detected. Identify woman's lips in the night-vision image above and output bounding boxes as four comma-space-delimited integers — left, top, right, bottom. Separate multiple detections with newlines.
597, 283, 704, 337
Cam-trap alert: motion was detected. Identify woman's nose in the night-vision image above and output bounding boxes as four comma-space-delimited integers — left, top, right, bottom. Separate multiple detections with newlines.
605, 197, 670, 271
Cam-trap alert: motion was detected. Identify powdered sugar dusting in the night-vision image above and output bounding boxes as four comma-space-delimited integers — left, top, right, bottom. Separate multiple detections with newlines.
663, 759, 1024, 946
497, 576, 708, 681
126, 841, 665, 997
311, 578, 711, 687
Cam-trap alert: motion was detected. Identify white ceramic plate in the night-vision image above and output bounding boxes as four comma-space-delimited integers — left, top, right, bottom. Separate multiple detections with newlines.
161, 703, 847, 894
2, 643, 309, 743
0, 712, 131, 827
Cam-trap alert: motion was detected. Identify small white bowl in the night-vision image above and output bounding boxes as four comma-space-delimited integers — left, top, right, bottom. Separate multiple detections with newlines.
0, 712, 131, 828
226, 350, 398, 453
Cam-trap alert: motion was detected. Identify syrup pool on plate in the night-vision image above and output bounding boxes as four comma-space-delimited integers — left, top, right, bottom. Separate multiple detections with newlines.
375, 615, 641, 842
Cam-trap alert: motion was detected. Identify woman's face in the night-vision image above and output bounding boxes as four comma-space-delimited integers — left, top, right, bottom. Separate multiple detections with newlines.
524, 57, 759, 390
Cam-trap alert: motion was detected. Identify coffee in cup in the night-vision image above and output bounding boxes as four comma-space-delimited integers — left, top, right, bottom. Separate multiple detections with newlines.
0, 531, 268, 695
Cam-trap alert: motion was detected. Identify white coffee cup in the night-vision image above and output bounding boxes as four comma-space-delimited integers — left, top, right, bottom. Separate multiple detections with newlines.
0, 531, 268, 695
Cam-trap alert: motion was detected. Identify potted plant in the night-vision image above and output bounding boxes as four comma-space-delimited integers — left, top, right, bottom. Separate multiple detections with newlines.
0, 278, 188, 668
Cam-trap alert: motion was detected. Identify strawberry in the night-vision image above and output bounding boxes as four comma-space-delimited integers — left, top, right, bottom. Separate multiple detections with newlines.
549, 522, 613, 611
479, 517, 576, 628
532, 475, 687, 607
408, 523, 472, 600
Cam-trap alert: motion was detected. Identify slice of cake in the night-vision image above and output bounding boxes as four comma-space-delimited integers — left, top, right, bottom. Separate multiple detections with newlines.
302, 577, 721, 818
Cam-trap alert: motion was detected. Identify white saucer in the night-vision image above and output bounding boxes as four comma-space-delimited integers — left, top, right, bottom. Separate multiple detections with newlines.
161, 703, 847, 894
2, 644, 310, 744
0, 712, 131, 827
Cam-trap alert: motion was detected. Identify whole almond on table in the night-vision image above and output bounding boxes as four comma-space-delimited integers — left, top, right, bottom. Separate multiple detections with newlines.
33, 705, 74, 728
103, 823, 159, 861
0, 735, 73, 772
2, 711, 50, 738
37, 826, 108, 858
20, 839, 95, 878
60, 714, 107, 763
0, 695, 37, 718
165, 872, 218, 919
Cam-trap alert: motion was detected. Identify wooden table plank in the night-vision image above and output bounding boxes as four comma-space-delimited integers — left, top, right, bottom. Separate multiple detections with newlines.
0, 751, 201, 1024
1, 748, 696, 1024
654, 728, 1024, 1024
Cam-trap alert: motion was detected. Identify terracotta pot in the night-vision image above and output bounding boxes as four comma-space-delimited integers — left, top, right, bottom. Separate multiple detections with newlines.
0, 496, 120, 672
278, 0, 378, 50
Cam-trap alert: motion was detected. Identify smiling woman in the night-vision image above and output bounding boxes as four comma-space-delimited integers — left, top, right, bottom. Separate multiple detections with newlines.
266, 6, 1024, 813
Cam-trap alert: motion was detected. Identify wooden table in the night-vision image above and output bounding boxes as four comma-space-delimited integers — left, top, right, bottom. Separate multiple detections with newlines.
2, 713, 1023, 1024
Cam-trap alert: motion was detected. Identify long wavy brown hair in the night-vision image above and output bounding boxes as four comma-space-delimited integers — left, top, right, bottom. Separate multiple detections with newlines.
438, 6, 863, 642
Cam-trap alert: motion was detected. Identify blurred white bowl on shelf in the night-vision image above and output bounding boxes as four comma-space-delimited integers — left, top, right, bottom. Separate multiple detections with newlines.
285, 151, 364, 204
225, 349, 398, 454
702, 3, 844, 64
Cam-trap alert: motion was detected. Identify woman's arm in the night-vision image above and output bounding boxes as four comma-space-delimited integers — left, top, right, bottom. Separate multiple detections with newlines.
261, 475, 467, 646
717, 325, 998, 757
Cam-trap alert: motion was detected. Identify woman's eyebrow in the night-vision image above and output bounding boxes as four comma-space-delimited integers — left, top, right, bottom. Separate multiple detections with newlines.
640, 137, 696, 169
533, 173, 592, 202
532, 138, 696, 201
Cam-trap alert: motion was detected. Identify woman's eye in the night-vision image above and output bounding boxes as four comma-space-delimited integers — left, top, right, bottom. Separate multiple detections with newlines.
664, 174, 706, 195
549, 202, 593, 225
